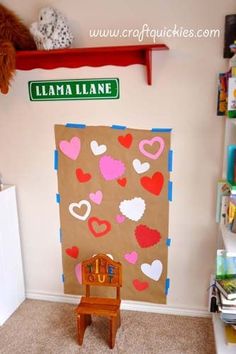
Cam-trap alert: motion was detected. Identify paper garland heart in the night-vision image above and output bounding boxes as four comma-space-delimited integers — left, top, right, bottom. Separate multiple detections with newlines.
133, 279, 149, 291
59, 136, 80, 160
141, 259, 163, 281
116, 214, 125, 224
76, 168, 91, 183
117, 178, 127, 187
119, 197, 146, 222
75, 263, 82, 284
89, 190, 103, 205
132, 159, 150, 174
99, 155, 125, 181
90, 140, 107, 156
69, 200, 91, 221
118, 133, 133, 148
139, 136, 164, 160
140, 172, 164, 196
65, 246, 79, 259
88, 216, 111, 237
124, 251, 138, 264
135, 224, 161, 248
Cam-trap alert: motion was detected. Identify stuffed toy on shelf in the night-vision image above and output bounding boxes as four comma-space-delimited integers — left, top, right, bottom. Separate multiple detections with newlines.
0, 4, 36, 94
30, 7, 74, 50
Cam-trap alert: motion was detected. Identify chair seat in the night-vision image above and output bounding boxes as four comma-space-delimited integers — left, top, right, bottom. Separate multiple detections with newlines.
76, 297, 121, 317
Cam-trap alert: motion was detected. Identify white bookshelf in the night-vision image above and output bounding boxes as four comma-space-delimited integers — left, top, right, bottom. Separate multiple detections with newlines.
213, 313, 236, 353
213, 225, 236, 352
0, 185, 25, 325
220, 224, 236, 256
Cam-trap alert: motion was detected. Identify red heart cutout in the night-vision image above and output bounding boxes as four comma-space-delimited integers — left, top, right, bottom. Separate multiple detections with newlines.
65, 246, 79, 259
135, 224, 161, 248
117, 178, 127, 187
140, 171, 164, 195
133, 279, 149, 291
118, 133, 133, 148
88, 217, 111, 237
76, 168, 91, 183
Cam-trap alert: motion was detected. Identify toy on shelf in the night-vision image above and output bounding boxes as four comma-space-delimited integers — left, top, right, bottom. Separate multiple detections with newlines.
30, 7, 74, 50
0, 4, 36, 94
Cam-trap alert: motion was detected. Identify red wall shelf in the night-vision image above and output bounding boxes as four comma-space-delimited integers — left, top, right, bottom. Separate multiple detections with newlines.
15, 44, 169, 85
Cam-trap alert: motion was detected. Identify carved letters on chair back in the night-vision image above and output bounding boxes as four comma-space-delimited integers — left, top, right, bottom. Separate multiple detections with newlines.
82, 254, 122, 298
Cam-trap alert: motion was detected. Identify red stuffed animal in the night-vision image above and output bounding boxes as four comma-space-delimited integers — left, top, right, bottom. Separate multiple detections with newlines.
0, 4, 36, 94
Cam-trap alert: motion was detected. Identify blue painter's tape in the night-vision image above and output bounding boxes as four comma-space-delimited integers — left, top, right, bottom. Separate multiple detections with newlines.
111, 125, 127, 130
166, 238, 171, 246
54, 150, 58, 170
56, 193, 61, 204
62, 274, 64, 283
165, 278, 170, 295
168, 181, 173, 201
168, 150, 173, 172
66, 123, 86, 128
151, 128, 172, 132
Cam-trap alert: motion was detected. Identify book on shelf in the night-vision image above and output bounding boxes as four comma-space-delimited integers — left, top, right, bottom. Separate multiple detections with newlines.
229, 196, 236, 223
228, 77, 236, 118
217, 287, 236, 308
218, 296, 236, 314
216, 278, 236, 300
220, 311, 236, 323
217, 73, 227, 116
225, 325, 236, 345
227, 145, 236, 185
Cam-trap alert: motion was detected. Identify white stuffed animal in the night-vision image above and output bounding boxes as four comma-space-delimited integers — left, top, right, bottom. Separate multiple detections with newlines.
30, 7, 73, 50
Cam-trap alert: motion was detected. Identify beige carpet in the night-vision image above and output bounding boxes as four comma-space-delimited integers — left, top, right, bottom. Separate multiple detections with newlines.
0, 300, 215, 354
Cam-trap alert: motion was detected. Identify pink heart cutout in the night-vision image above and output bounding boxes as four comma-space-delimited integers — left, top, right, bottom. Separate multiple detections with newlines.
75, 263, 82, 284
139, 136, 164, 160
99, 155, 125, 181
89, 190, 103, 205
116, 214, 125, 223
124, 251, 138, 264
59, 137, 80, 160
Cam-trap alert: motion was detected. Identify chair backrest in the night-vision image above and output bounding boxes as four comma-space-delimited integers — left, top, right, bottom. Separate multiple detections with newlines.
82, 254, 122, 299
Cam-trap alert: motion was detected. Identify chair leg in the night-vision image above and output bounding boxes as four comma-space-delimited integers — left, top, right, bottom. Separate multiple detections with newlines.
86, 314, 92, 326
77, 314, 91, 345
117, 310, 121, 328
109, 316, 119, 349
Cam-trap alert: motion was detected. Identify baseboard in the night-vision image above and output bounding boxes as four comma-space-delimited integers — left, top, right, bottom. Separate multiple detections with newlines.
26, 291, 210, 318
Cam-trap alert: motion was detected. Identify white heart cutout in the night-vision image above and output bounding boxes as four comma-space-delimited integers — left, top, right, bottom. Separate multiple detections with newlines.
132, 159, 150, 174
119, 197, 145, 222
90, 140, 107, 156
69, 200, 91, 221
141, 259, 163, 281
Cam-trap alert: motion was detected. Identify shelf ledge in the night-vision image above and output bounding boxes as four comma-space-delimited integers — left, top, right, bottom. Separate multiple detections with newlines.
15, 44, 169, 85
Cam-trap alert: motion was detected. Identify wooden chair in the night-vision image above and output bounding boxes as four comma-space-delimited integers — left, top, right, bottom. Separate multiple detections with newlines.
75, 254, 122, 349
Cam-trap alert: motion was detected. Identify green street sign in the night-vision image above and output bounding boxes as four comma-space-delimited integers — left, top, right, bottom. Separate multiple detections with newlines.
28, 78, 119, 101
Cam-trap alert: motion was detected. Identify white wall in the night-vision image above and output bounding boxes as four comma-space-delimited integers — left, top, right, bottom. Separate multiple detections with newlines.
0, 0, 233, 312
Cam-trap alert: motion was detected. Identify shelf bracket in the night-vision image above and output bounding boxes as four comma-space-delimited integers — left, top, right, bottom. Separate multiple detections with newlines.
145, 49, 152, 85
